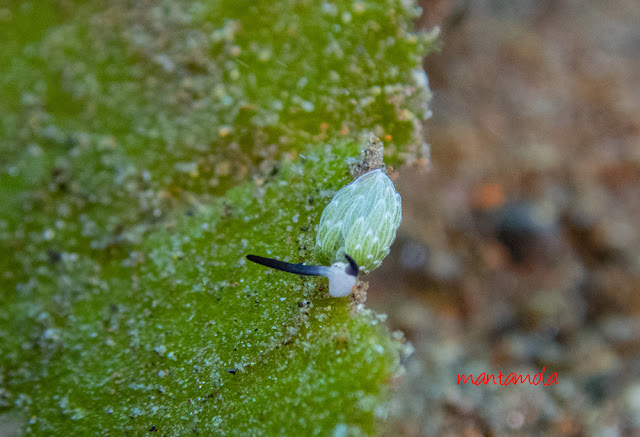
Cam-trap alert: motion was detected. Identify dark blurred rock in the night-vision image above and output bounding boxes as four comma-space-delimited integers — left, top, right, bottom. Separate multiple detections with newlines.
565, 210, 626, 267
493, 201, 559, 265
400, 240, 430, 272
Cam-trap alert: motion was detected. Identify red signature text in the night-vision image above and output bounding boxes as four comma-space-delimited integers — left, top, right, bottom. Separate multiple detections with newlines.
457, 367, 558, 386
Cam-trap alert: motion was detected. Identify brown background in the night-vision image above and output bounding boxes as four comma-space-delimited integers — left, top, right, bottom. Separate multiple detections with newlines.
368, 0, 640, 435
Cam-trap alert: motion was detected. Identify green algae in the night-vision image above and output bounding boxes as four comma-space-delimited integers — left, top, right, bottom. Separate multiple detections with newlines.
0, 0, 434, 434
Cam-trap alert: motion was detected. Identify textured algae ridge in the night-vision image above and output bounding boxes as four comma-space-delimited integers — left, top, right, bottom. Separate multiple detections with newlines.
0, 0, 434, 434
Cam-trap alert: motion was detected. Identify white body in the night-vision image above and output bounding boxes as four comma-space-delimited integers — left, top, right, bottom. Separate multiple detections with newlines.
323, 262, 357, 297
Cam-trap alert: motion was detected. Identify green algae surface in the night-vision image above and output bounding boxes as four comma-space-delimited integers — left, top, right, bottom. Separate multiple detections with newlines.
0, 0, 435, 434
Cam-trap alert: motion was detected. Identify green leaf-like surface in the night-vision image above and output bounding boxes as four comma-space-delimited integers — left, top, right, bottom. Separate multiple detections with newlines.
0, 0, 434, 434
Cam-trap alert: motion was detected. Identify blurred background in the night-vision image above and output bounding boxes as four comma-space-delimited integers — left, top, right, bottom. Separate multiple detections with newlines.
367, 0, 640, 435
